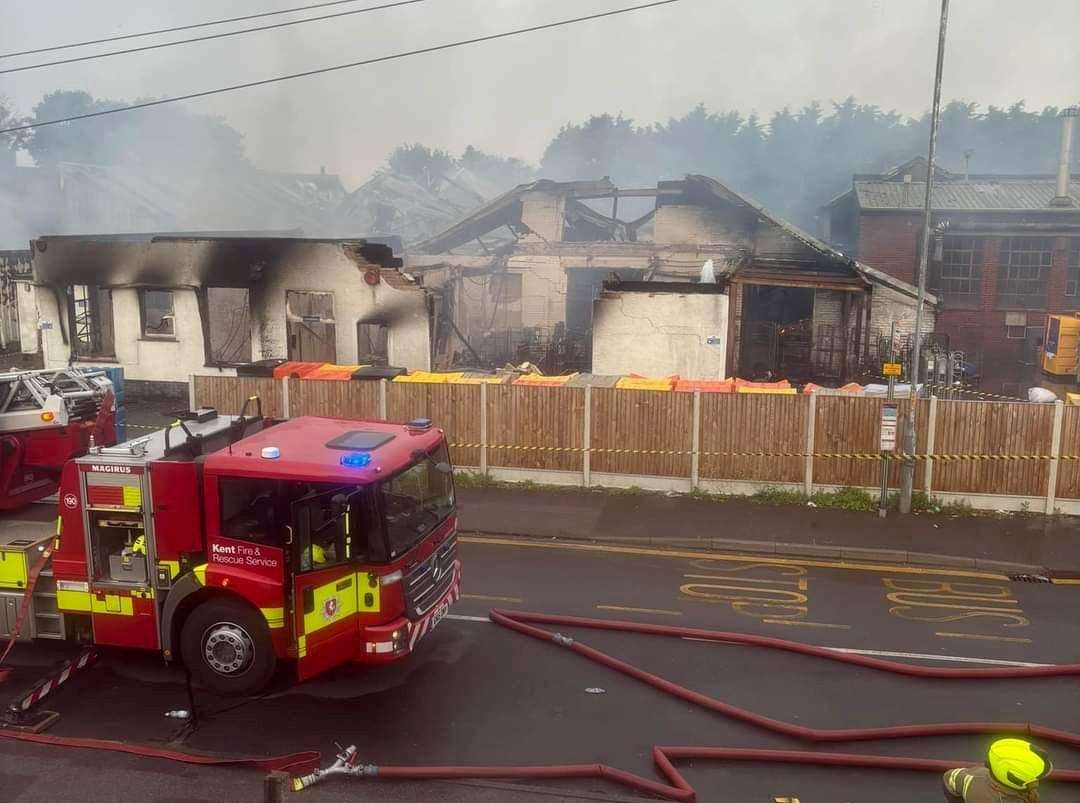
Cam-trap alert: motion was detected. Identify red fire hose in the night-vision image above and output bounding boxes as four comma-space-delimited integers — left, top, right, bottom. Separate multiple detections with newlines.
4, 607, 1080, 801
0, 729, 320, 775
489, 609, 1080, 747
287, 609, 1080, 800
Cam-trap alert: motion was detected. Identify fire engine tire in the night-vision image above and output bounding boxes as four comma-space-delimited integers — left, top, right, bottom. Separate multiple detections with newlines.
180, 598, 276, 695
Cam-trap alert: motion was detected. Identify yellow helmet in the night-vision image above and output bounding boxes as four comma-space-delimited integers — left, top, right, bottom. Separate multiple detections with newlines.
987, 739, 1052, 790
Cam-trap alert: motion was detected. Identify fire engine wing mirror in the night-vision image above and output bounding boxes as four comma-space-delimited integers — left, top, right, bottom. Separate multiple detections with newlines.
434, 462, 452, 475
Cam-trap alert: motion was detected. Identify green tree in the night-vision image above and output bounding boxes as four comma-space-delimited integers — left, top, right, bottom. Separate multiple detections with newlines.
0, 95, 28, 156
459, 145, 534, 189
25, 90, 248, 174
387, 144, 456, 190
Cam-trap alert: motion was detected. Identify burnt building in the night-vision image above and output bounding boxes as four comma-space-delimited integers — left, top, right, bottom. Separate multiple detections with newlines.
825, 108, 1080, 394
407, 174, 935, 382
18, 235, 429, 397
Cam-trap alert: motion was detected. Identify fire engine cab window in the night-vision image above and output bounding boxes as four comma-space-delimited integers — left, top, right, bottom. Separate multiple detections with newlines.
219, 477, 283, 545
293, 486, 352, 571
381, 443, 454, 559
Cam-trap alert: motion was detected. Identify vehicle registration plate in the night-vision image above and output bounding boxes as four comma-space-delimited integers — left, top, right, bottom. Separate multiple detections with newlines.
431, 601, 449, 630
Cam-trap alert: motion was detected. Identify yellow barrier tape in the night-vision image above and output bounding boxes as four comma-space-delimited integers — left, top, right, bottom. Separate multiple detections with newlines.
869, 376, 1027, 403
449, 443, 1079, 461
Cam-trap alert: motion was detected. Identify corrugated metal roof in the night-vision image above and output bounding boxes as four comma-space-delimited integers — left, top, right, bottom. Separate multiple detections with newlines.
854, 178, 1080, 211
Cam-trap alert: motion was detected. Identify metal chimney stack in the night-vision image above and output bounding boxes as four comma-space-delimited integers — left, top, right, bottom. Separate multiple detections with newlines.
1050, 106, 1079, 207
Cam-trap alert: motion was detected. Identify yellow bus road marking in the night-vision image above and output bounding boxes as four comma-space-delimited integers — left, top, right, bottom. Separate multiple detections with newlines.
596, 605, 683, 617
762, 618, 851, 630
935, 631, 1033, 644
462, 593, 524, 603
461, 535, 1013, 581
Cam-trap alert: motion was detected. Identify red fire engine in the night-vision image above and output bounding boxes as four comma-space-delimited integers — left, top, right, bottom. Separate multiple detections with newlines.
0, 368, 117, 509
38, 403, 459, 694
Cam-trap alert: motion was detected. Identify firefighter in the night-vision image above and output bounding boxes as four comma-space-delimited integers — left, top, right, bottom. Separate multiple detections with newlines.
943, 739, 1052, 802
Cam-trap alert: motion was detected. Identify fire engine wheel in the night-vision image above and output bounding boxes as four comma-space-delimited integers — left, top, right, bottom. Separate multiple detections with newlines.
180, 599, 276, 695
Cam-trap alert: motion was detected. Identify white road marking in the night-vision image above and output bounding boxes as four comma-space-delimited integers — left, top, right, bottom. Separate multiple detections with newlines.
824, 646, 1052, 668
445, 614, 1056, 668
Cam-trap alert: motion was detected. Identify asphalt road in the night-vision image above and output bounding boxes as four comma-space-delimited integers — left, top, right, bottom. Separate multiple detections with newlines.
2, 534, 1078, 802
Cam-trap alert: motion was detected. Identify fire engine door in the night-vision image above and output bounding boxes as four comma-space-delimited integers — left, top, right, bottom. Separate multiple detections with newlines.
290, 487, 362, 680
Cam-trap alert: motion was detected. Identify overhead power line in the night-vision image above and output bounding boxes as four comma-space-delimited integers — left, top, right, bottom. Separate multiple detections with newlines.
0, 0, 681, 135
0, 0, 383, 60
0, 0, 425, 76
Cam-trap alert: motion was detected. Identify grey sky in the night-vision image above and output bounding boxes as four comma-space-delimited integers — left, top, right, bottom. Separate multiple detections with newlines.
3, 0, 1079, 188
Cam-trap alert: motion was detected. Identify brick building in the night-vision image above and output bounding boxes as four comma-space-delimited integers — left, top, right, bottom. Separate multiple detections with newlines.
825, 149, 1080, 394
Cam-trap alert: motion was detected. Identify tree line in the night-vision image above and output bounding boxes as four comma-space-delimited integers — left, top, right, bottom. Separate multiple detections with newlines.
4, 91, 1075, 230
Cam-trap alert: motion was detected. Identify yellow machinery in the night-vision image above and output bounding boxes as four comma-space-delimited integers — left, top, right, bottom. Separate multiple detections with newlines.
1042, 314, 1080, 377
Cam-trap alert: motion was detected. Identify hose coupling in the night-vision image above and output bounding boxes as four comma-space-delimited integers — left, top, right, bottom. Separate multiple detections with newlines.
552, 633, 574, 648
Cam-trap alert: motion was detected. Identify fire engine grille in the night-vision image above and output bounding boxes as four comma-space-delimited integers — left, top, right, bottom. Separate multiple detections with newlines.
403, 534, 458, 619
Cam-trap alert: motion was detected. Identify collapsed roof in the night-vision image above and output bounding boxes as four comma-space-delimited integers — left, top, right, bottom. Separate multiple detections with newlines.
410, 172, 935, 302
333, 166, 506, 245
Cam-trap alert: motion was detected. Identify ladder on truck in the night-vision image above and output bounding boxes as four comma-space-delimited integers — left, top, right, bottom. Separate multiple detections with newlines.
0, 368, 114, 433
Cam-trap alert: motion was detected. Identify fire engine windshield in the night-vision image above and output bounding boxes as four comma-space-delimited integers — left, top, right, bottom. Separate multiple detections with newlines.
381, 442, 454, 559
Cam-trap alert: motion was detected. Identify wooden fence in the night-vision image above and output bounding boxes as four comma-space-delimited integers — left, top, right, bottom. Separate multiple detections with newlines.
191, 375, 1080, 512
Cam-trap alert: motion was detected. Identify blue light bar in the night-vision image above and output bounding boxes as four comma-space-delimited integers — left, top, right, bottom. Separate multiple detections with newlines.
340, 452, 372, 468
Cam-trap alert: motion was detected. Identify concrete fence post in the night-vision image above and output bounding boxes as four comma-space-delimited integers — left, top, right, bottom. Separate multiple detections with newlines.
924, 395, 938, 496
690, 391, 701, 489
188, 375, 197, 411
803, 393, 816, 495
582, 386, 592, 488
280, 377, 290, 419
479, 382, 488, 478
378, 379, 388, 419
1046, 400, 1065, 514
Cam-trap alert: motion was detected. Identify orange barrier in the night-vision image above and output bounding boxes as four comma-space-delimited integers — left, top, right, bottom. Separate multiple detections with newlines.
305, 364, 362, 381
272, 361, 324, 379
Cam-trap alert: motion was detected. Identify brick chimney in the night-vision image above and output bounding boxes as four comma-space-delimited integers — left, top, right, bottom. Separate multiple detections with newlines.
1049, 107, 1078, 207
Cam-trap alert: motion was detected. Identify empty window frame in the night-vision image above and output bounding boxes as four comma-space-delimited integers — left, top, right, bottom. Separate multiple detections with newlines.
140, 290, 176, 338
207, 288, 252, 365
357, 322, 389, 366
286, 291, 336, 363
68, 284, 116, 358
996, 237, 1052, 309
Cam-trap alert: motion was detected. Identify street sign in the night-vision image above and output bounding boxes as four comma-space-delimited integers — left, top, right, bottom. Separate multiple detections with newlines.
882, 362, 902, 377
880, 403, 899, 452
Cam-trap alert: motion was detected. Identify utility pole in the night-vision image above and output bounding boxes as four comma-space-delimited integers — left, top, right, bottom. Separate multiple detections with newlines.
900, 0, 950, 514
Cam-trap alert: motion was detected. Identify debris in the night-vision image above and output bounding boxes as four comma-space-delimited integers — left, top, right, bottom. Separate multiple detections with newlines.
584, 688, 606, 695
806, 501, 817, 508
164, 710, 191, 720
